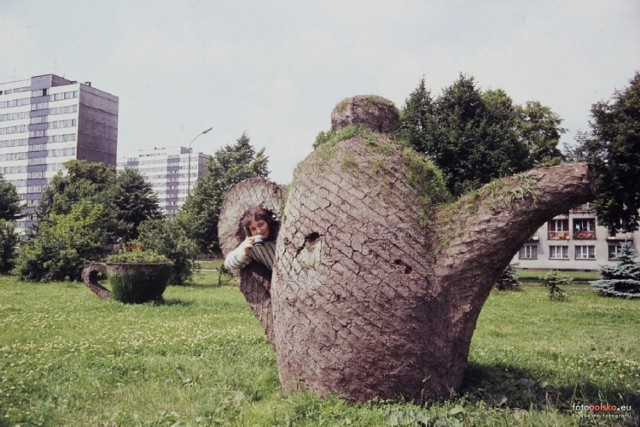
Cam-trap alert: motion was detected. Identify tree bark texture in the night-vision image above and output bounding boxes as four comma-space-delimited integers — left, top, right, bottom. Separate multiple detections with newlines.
218, 178, 284, 343
218, 96, 597, 402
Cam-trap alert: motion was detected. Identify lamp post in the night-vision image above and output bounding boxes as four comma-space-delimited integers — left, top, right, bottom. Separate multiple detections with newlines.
187, 127, 213, 196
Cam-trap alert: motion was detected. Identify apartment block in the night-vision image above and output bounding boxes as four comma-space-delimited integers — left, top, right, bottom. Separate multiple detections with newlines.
512, 205, 639, 271
0, 74, 118, 231
117, 146, 208, 217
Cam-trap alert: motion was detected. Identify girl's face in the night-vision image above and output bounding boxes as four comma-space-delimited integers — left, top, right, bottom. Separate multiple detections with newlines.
248, 217, 269, 239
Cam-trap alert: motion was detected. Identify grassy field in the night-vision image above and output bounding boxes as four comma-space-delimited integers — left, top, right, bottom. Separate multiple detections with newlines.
1, 273, 638, 426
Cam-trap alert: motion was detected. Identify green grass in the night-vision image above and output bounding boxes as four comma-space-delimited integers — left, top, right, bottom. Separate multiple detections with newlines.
0, 276, 638, 426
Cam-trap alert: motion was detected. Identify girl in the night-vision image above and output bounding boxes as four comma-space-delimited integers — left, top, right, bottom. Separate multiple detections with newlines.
224, 206, 279, 271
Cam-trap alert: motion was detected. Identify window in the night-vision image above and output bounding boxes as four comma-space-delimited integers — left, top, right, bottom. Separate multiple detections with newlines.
549, 245, 569, 259
519, 244, 538, 259
575, 245, 596, 260
574, 219, 596, 239
608, 244, 624, 260
548, 219, 570, 240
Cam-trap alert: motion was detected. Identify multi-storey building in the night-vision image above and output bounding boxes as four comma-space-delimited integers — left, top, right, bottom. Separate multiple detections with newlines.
0, 74, 118, 231
117, 146, 208, 217
512, 204, 639, 271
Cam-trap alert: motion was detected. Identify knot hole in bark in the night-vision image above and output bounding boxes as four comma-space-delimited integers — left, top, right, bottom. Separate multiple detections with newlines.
394, 259, 413, 274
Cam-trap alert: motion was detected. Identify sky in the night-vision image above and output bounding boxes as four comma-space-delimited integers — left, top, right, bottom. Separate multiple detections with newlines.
1, 0, 638, 184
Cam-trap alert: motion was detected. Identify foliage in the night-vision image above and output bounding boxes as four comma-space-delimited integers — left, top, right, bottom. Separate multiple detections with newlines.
400, 74, 566, 197
539, 270, 571, 301
582, 72, 640, 234
113, 167, 163, 242
516, 101, 565, 166
176, 132, 269, 255
133, 219, 199, 286
106, 244, 171, 264
1, 278, 638, 426
0, 219, 19, 273
398, 76, 436, 154
495, 265, 521, 291
0, 173, 24, 220
36, 160, 117, 220
13, 200, 110, 282
592, 242, 640, 298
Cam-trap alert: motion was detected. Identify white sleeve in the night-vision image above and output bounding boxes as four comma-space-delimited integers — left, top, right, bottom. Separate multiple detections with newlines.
224, 241, 251, 270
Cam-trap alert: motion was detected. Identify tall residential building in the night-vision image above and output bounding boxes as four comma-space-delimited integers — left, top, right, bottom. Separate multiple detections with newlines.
117, 146, 208, 217
512, 204, 639, 271
0, 74, 118, 231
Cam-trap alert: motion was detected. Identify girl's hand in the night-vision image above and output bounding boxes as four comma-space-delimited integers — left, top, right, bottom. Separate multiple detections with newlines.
242, 236, 255, 256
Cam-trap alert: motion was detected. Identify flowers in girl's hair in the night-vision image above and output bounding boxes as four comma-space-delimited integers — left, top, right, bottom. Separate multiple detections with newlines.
106, 243, 171, 264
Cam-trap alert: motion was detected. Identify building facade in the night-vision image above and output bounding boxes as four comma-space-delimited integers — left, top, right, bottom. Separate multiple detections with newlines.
117, 146, 208, 217
0, 74, 118, 231
512, 204, 639, 271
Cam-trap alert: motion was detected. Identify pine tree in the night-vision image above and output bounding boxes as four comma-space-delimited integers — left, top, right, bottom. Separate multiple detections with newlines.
592, 243, 640, 298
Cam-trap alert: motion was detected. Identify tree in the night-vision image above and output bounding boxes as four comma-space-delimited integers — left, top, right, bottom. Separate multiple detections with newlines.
14, 201, 110, 282
177, 133, 269, 255
400, 75, 565, 197
516, 101, 565, 166
114, 167, 163, 242
37, 160, 116, 220
0, 219, 18, 274
582, 72, 640, 233
218, 96, 598, 401
592, 243, 640, 298
0, 174, 23, 221
399, 76, 436, 154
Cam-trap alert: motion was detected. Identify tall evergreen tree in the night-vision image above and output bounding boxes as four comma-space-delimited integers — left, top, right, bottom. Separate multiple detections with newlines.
113, 167, 163, 242
177, 133, 270, 254
399, 76, 435, 154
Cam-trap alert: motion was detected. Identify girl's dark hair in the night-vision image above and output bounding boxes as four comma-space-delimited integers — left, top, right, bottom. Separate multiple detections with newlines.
235, 206, 280, 242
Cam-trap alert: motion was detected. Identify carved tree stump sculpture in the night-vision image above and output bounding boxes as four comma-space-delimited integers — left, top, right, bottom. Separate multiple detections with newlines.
218, 95, 596, 401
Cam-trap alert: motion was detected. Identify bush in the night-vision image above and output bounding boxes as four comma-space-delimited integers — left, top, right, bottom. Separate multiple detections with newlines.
14, 201, 109, 282
591, 243, 640, 298
132, 219, 198, 286
495, 265, 521, 291
540, 271, 571, 301
0, 219, 18, 274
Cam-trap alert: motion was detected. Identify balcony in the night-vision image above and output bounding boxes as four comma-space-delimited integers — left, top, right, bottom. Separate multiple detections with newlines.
573, 230, 596, 240
607, 230, 634, 241
548, 231, 570, 240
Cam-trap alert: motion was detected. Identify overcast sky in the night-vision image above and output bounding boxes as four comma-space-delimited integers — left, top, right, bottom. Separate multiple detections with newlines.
1, 0, 638, 183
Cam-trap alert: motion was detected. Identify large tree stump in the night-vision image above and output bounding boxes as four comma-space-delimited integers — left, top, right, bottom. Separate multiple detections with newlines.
219, 95, 596, 402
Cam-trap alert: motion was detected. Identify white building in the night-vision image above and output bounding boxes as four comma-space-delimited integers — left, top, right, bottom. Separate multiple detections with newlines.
0, 74, 118, 231
512, 205, 639, 271
117, 146, 208, 217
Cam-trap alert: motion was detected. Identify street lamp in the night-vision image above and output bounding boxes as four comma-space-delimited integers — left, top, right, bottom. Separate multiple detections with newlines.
187, 126, 213, 196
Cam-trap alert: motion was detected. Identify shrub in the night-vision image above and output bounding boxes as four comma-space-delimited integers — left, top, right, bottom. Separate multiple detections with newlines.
106, 244, 171, 264
495, 265, 521, 291
591, 243, 640, 299
14, 201, 109, 282
540, 271, 571, 301
0, 219, 18, 274
133, 219, 198, 285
